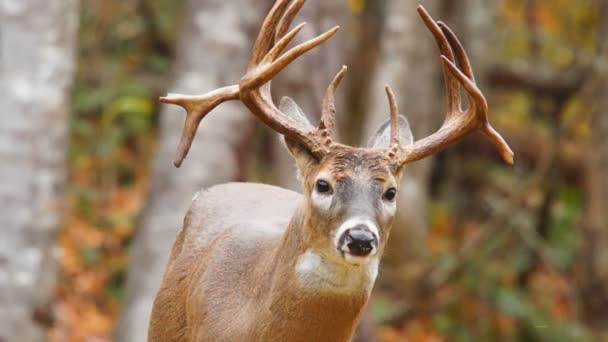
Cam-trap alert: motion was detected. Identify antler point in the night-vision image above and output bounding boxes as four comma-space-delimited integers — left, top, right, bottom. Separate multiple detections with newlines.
417, 5, 429, 17
503, 149, 515, 166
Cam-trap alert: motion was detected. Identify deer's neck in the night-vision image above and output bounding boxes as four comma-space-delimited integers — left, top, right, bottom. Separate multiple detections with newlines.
250, 207, 376, 341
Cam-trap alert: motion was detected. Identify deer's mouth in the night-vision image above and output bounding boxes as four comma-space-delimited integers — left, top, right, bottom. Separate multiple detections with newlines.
340, 250, 377, 266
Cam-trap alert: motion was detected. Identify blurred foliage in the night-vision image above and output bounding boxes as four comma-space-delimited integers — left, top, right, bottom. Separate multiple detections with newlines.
52, 0, 603, 341
376, 0, 600, 341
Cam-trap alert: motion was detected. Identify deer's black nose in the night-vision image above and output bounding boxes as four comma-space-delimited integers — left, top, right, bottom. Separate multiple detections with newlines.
344, 226, 377, 257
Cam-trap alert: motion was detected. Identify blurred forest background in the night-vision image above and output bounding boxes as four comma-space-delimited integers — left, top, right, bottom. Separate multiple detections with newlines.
1, 0, 607, 341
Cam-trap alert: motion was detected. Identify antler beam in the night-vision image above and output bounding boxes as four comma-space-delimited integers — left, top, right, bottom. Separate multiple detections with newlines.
389, 6, 514, 167
161, 0, 341, 167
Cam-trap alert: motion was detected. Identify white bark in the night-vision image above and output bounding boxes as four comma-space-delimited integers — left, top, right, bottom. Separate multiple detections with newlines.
115, 1, 262, 340
271, 0, 350, 191
364, 0, 440, 263
0, 0, 78, 341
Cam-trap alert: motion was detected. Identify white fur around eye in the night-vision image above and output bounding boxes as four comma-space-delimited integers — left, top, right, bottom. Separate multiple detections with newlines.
311, 188, 333, 212
380, 181, 398, 221
311, 173, 334, 212
381, 168, 399, 215
381, 198, 397, 221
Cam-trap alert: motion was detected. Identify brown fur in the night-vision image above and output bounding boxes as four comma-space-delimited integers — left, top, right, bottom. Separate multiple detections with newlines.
149, 146, 401, 341
327, 148, 391, 182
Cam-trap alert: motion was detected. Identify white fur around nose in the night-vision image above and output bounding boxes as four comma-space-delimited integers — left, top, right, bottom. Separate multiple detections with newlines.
333, 217, 380, 254
295, 250, 378, 294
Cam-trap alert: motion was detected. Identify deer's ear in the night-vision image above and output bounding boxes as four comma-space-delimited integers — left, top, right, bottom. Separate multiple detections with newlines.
279, 97, 319, 170
279, 96, 314, 129
367, 115, 414, 149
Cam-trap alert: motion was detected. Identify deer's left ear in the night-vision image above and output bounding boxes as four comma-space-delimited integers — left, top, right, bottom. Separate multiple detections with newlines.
367, 115, 414, 149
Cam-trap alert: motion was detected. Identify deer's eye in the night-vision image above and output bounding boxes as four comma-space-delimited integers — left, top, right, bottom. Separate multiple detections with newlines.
315, 179, 332, 194
383, 187, 397, 202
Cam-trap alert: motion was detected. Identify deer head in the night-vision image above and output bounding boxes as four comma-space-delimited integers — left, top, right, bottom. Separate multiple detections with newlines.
160, 0, 513, 268
277, 94, 411, 267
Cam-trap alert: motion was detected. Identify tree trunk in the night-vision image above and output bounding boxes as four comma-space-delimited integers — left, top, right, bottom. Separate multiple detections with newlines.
445, 0, 499, 95
115, 1, 262, 340
579, 68, 608, 336
363, 0, 440, 278
0, 1, 78, 340
578, 0, 608, 335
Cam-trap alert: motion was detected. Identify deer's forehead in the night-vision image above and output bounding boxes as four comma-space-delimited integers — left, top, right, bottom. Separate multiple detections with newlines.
319, 149, 392, 182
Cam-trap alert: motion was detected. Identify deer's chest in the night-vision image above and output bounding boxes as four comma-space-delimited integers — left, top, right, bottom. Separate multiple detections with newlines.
295, 250, 378, 294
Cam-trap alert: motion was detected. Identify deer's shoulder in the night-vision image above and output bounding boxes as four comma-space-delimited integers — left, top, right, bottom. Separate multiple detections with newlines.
180, 183, 301, 249
191, 182, 301, 222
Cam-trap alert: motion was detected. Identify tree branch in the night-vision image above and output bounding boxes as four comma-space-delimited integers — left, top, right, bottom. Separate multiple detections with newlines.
487, 63, 590, 99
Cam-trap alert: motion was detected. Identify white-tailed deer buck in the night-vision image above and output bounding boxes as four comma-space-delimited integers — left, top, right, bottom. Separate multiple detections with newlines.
149, 1, 514, 341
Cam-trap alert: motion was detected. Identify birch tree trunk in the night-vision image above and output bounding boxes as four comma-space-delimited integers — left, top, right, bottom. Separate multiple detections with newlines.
0, 1, 78, 341
363, 0, 440, 277
115, 1, 261, 340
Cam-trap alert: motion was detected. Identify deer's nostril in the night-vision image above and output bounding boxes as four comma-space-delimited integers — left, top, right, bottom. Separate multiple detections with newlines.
344, 228, 377, 257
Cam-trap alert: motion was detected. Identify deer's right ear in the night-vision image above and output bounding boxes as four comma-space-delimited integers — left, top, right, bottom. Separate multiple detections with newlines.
279, 97, 319, 169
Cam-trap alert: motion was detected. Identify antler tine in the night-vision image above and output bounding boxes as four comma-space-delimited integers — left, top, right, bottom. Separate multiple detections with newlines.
438, 22, 475, 82
384, 85, 400, 149
241, 26, 339, 90
254, 0, 339, 83
482, 122, 515, 165
264, 22, 307, 63
275, 0, 306, 43
392, 6, 514, 167
249, 0, 292, 69
319, 65, 347, 141
160, 86, 240, 167
440, 56, 482, 103
417, 6, 460, 116
238, 0, 340, 156
417, 6, 454, 61
439, 56, 514, 164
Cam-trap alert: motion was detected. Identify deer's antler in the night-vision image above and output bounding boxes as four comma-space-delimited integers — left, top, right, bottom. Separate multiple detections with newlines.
160, 0, 342, 167
163, 2, 513, 169
387, 6, 514, 167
